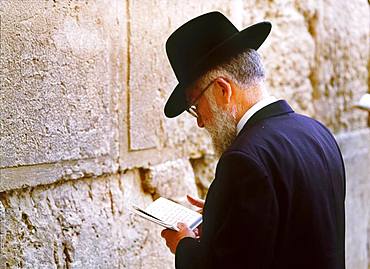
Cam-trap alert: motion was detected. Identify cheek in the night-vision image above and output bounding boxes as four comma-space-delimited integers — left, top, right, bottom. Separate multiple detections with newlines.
198, 100, 214, 124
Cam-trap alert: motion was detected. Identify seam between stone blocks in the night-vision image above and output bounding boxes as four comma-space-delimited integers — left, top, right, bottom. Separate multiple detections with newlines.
0, 155, 120, 193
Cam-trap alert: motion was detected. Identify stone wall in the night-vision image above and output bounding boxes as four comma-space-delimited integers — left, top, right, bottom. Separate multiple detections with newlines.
0, 0, 369, 268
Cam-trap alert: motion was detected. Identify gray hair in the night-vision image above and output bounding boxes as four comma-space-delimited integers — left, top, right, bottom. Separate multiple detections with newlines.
197, 48, 265, 90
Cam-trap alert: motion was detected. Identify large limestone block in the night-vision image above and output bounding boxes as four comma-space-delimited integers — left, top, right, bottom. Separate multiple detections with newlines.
142, 158, 199, 206
309, 0, 369, 132
240, 0, 369, 132
121, 0, 245, 169
0, 171, 174, 269
336, 128, 370, 269
0, 0, 125, 168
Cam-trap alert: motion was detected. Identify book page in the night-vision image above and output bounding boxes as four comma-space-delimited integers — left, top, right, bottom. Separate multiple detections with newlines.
132, 197, 202, 231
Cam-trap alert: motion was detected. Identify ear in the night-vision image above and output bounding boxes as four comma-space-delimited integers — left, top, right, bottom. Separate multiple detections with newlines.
215, 77, 232, 104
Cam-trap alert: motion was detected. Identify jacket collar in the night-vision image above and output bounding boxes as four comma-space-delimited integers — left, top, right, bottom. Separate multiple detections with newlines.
238, 100, 294, 135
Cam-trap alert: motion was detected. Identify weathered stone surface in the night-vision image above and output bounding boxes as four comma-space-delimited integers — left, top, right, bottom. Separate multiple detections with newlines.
0, 0, 369, 268
0, 156, 118, 193
142, 158, 199, 206
0, 0, 125, 168
309, 0, 369, 132
0, 199, 5, 264
0, 170, 174, 269
240, 0, 369, 132
336, 129, 370, 269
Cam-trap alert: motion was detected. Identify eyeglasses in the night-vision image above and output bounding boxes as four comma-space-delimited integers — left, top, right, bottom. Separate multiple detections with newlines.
186, 79, 215, 118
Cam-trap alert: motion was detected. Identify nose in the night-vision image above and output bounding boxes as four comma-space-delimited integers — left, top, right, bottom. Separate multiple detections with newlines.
197, 116, 205, 128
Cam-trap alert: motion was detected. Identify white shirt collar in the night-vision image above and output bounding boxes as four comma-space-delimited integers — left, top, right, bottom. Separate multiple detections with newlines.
236, 96, 278, 135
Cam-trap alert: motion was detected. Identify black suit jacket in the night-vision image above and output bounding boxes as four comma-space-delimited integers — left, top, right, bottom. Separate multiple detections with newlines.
176, 100, 345, 269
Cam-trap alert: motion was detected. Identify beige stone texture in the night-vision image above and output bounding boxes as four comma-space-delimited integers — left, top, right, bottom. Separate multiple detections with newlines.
142, 158, 199, 206
336, 129, 370, 269
0, 0, 369, 268
240, 0, 369, 132
0, 170, 174, 269
0, 0, 125, 169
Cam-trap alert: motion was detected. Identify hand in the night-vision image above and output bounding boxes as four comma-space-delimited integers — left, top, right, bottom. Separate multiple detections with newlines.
187, 194, 205, 238
161, 223, 196, 254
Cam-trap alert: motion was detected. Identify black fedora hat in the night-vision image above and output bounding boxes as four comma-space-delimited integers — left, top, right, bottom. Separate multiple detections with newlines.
164, 11, 272, 118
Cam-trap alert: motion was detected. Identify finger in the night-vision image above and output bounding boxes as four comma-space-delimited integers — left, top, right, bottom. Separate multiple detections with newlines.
161, 229, 170, 238
177, 222, 195, 235
177, 222, 192, 234
186, 194, 205, 208
177, 222, 185, 230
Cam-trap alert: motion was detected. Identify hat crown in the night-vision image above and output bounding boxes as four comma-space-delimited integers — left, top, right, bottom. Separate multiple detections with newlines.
166, 12, 238, 82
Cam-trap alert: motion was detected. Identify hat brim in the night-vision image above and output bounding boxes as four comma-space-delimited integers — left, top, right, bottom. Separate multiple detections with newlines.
164, 21, 272, 118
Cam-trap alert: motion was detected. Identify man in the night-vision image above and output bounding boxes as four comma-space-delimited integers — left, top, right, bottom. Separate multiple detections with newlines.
161, 12, 345, 269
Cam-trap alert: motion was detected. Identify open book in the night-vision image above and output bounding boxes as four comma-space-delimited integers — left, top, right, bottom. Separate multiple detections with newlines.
131, 197, 203, 231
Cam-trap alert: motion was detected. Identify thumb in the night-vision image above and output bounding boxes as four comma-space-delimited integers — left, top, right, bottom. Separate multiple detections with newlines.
177, 222, 196, 238
177, 222, 188, 230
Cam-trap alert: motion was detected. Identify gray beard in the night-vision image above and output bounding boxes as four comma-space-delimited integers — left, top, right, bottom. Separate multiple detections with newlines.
205, 100, 237, 158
